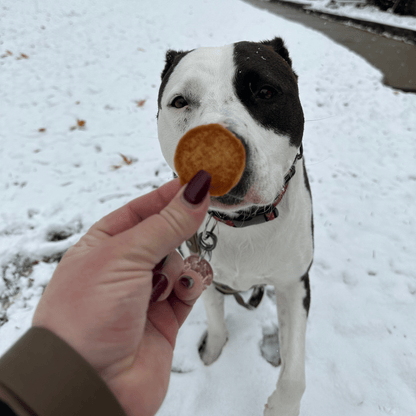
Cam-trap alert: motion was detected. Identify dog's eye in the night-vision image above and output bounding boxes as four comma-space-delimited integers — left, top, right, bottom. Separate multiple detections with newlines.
171, 96, 188, 108
257, 87, 277, 100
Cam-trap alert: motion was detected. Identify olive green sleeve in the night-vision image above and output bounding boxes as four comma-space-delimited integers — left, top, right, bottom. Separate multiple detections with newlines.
0, 327, 126, 416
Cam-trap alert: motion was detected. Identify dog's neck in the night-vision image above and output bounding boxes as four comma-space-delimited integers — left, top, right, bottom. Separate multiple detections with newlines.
208, 184, 288, 228
208, 145, 303, 228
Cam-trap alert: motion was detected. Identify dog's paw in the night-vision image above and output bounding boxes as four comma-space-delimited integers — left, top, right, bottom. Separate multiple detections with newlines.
198, 330, 228, 365
264, 381, 305, 416
264, 399, 300, 416
260, 325, 281, 367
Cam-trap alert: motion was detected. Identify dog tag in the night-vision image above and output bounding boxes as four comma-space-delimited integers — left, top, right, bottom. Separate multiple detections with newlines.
183, 255, 214, 287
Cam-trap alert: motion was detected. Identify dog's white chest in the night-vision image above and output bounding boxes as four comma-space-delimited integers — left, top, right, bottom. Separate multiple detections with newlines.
207, 220, 285, 290
205, 177, 313, 292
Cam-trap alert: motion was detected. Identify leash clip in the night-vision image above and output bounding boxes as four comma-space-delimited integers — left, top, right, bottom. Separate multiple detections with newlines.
197, 213, 218, 261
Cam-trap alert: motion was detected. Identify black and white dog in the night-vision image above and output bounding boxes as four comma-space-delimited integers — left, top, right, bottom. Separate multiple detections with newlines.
157, 37, 314, 416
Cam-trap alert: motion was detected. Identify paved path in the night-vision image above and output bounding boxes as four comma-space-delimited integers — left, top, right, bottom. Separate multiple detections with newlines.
242, 0, 416, 92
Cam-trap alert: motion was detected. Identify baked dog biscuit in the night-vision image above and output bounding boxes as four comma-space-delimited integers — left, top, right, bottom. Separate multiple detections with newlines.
174, 124, 246, 196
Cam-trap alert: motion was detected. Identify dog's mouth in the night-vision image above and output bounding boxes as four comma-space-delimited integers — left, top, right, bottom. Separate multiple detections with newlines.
212, 166, 250, 205
210, 174, 273, 214
210, 140, 255, 210
209, 131, 271, 212
210, 192, 268, 213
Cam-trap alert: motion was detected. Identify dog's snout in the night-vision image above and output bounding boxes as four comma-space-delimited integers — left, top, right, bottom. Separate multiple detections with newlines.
212, 131, 252, 205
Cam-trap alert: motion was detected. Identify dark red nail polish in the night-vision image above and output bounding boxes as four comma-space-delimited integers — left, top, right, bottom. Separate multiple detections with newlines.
153, 255, 169, 273
151, 273, 168, 303
183, 170, 211, 205
180, 276, 194, 289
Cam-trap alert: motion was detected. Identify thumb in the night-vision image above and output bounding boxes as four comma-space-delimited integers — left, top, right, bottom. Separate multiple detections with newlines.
116, 170, 211, 269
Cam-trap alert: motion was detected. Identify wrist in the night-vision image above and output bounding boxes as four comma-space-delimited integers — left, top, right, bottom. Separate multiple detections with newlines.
0, 327, 126, 416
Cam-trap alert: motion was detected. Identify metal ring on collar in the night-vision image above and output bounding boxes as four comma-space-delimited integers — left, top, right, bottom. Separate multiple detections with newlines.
197, 231, 218, 252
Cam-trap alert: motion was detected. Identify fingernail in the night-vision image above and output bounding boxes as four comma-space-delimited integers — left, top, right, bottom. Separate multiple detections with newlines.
183, 170, 211, 206
151, 272, 168, 302
152, 255, 169, 273
179, 276, 194, 289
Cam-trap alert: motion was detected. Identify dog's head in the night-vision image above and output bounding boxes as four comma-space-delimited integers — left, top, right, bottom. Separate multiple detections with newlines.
157, 37, 304, 213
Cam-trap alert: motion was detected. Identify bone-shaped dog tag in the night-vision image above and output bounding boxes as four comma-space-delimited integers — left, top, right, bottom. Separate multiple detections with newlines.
183, 255, 214, 287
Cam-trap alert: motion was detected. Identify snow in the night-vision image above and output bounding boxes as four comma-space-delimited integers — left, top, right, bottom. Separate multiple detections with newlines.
1, 0, 416, 415
272, 0, 416, 31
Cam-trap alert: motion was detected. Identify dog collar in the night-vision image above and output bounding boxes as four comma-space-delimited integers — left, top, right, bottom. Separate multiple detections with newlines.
208, 145, 303, 228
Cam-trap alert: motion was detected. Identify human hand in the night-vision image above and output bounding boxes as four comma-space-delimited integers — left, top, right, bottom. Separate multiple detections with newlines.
32, 171, 212, 416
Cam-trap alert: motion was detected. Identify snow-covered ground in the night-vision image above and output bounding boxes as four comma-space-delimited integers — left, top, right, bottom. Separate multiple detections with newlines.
1, 0, 416, 415
272, 0, 416, 31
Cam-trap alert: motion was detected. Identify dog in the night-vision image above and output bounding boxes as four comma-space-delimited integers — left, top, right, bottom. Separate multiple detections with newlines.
157, 37, 314, 416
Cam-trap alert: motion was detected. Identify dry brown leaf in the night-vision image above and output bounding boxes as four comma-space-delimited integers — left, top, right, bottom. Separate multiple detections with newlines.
119, 153, 133, 165
77, 119, 86, 127
136, 99, 146, 107
38, 128, 46, 133
20, 53, 29, 59
112, 154, 134, 170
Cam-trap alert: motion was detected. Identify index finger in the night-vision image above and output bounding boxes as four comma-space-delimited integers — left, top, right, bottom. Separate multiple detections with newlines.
91, 178, 182, 237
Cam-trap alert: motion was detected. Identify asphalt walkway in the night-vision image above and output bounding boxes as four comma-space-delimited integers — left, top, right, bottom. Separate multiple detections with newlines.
242, 0, 416, 92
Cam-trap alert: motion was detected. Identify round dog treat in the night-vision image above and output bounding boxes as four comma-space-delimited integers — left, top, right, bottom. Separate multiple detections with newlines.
174, 124, 246, 196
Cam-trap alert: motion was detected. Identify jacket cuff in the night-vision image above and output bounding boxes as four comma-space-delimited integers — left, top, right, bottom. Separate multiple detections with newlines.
0, 327, 126, 416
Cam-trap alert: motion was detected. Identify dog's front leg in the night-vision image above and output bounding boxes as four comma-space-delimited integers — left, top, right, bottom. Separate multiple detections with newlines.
199, 283, 228, 365
264, 274, 310, 416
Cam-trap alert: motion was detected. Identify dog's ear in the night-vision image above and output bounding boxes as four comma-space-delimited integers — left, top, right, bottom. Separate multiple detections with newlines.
261, 37, 298, 79
261, 37, 292, 67
161, 49, 191, 80
161, 50, 180, 80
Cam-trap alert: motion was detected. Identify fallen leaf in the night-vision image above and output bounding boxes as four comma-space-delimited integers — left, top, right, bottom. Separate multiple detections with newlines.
38, 128, 46, 133
119, 153, 133, 165
136, 99, 146, 107
1, 50, 13, 58
20, 53, 29, 59
77, 119, 86, 127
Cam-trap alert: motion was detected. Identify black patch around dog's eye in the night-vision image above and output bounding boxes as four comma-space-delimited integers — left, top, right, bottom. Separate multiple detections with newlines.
233, 40, 304, 147
171, 96, 188, 109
